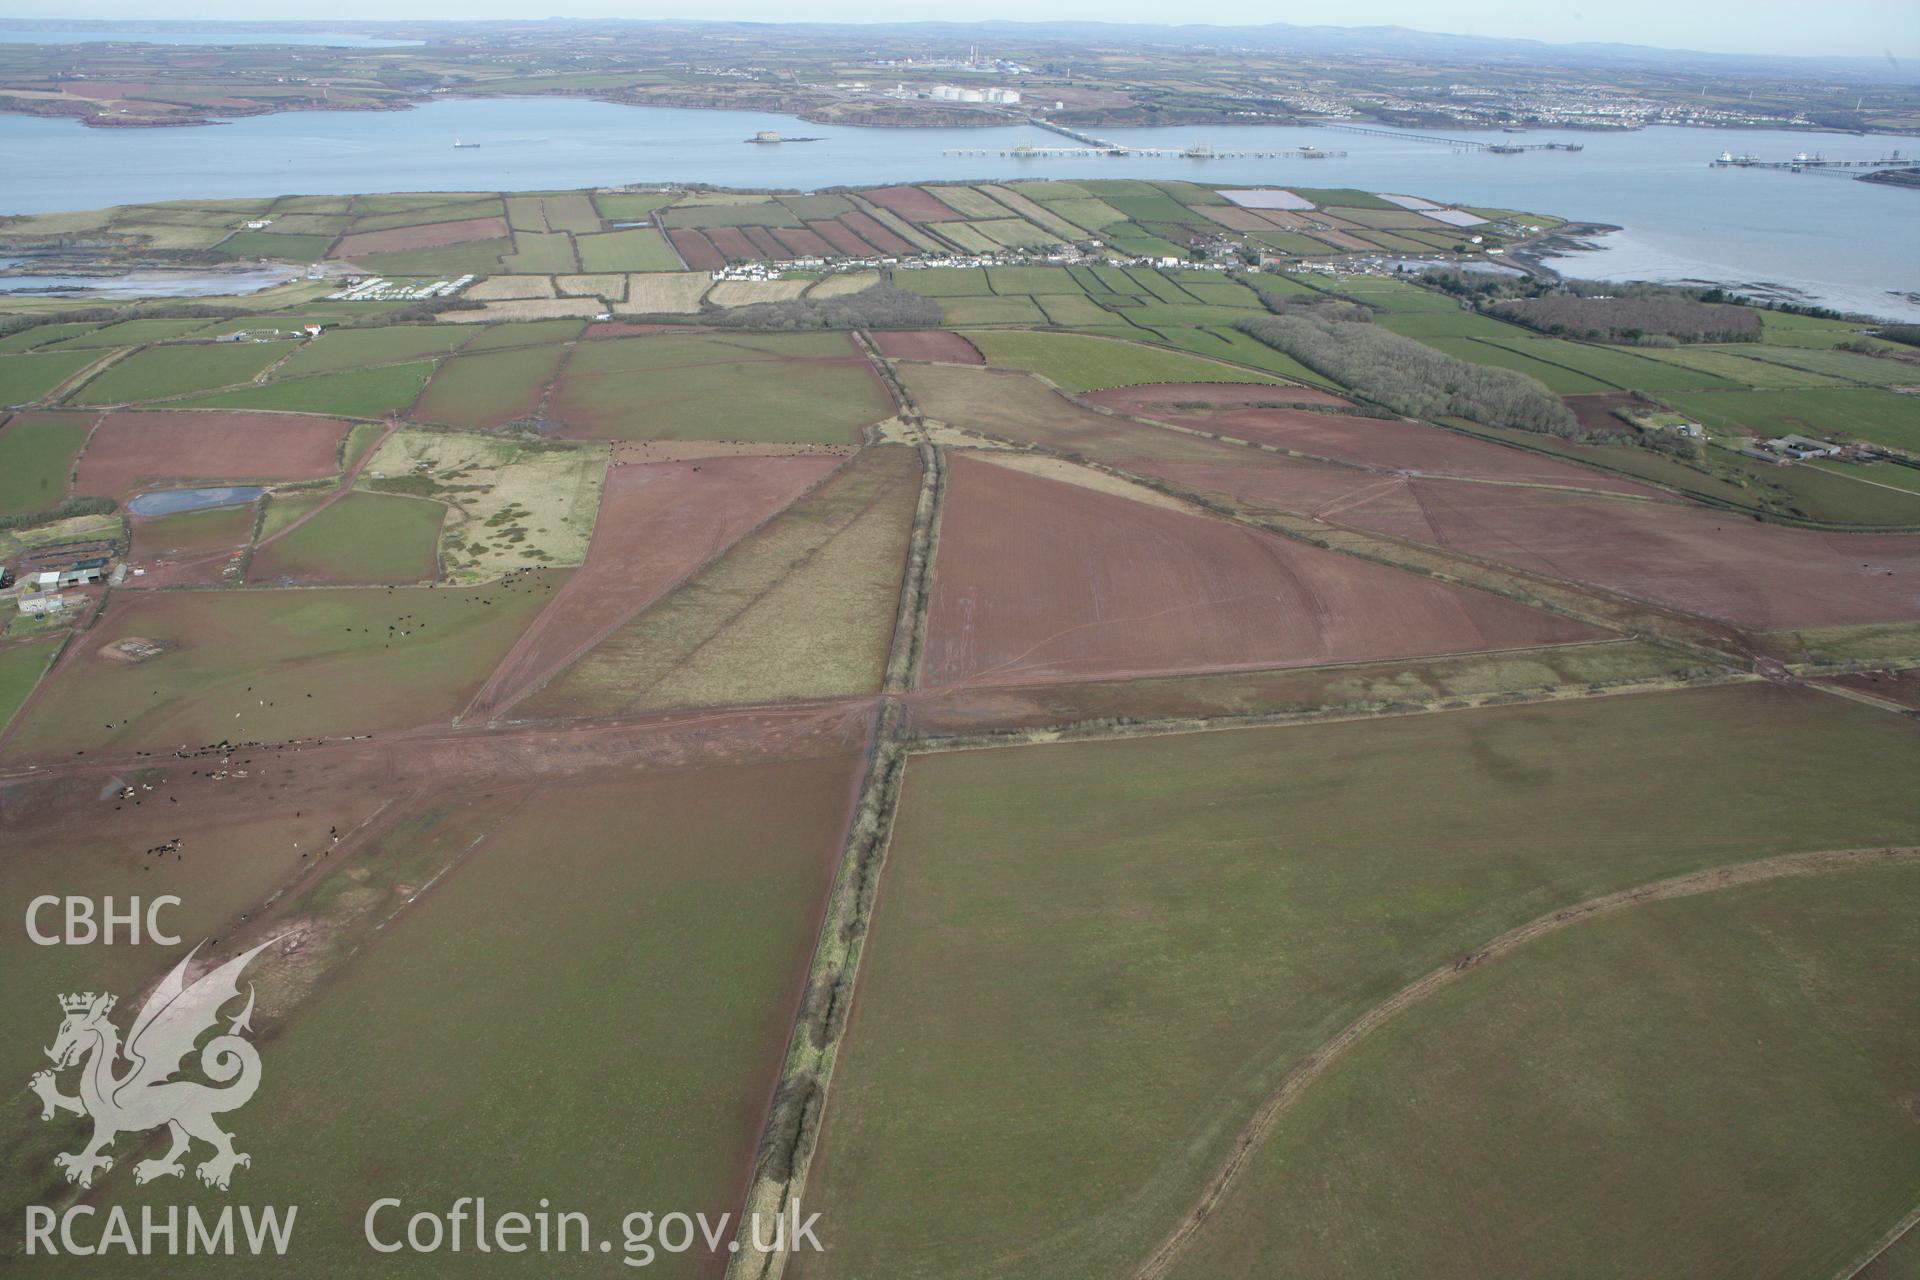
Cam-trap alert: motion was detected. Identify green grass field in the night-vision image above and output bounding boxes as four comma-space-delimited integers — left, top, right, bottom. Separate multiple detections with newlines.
133, 752, 855, 1274
0, 322, 96, 353
1630, 344, 1853, 387
0, 637, 60, 736
799, 686, 1920, 1280
459, 318, 586, 350
499, 231, 578, 273
352, 238, 516, 278
247, 491, 444, 585
40, 318, 211, 349
575, 227, 681, 271
963, 330, 1284, 393
0, 578, 564, 759
1672, 388, 1920, 452
410, 344, 569, 430
893, 268, 997, 298
524, 445, 917, 717
173, 361, 435, 417
1023, 293, 1108, 327
549, 332, 890, 443
68, 341, 295, 405
937, 296, 1048, 326
218, 229, 333, 261
0, 412, 87, 514
593, 191, 676, 221
272, 326, 472, 378
1168, 857, 1920, 1280
1730, 345, 1920, 387
0, 348, 109, 406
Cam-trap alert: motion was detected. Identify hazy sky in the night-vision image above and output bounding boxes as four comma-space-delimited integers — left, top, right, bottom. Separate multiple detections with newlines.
18, 2, 1919, 60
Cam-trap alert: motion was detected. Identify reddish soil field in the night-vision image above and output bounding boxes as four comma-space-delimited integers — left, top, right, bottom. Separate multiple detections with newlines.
1563, 393, 1643, 437
333, 216, 510, 258
62, 81, 151, 98
862, 186, 963, 222
836, 212, 914, 256
1087, 382, 1353, 412
1818, 669, 1920, 711
125, 505, 256, 589
740, 226, 789, 260
1086, 390, 1661, 496
666, 228, 723, 271
808, 219, 878, 257
773, 227, 833, 259
900, 363, 1386, 515
464, 453, 841, 720
872, 330, 984, 364
1121, 455, 1397, 518
74, 410, 349, 496
611, 440, 852, 462
705, 227, 761, 261
1335, 477, 1920, 629
920, 454, 1599, 687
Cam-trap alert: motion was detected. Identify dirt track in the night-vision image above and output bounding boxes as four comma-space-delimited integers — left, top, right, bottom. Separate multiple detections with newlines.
1134, 844, 1920, 1280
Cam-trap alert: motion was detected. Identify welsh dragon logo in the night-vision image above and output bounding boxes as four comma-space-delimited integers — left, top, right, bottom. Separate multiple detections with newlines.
29, 937, 281, 1192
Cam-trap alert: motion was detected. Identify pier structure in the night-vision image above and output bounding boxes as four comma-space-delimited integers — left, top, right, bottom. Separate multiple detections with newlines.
947, 123, 1344, 160
1710, 150, 1909, 172
1312, 122, 1584, 152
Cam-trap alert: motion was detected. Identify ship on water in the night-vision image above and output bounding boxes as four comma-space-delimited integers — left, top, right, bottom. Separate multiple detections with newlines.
452, 138, 481, 149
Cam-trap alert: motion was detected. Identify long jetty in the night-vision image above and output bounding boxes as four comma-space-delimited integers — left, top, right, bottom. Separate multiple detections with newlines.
1313, 122, 1584, 152
945, 120, 1345, 160
1710, 152, 1909, 172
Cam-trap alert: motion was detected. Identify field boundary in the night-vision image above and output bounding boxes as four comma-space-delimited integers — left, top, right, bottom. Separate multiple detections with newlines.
727, 336, 947, 1280
910, 667, 1757, 755
1134, 844, 1920, 1280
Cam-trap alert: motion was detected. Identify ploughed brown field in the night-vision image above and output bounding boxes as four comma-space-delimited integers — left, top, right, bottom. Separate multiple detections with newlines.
870, 330, 984, 364
862, 185, 964, 222
1085, 385, 1661, 495
666, 227, 724, 270
1563, 392, 1643, 437
1334, 477, 1920, 629
809, 219, 882, 257
837, 210, 914, 255
919, 453, 1599, 688
332, 215, 510, 257
466, 451, 844, 720
72, 410, 350, 496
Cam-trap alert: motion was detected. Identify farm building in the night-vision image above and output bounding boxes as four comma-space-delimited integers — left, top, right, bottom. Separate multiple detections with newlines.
1765, 434, 1841, 459
16, 593, 71, 617
34, 566, 103, 589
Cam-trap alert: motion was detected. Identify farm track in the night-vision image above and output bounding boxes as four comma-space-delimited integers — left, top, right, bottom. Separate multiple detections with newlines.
1134, 844, 1920, 1280
725, 337, 945, 1280
1840, 1203, 1920, 1279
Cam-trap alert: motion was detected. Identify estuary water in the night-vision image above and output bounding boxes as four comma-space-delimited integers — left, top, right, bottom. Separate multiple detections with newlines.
0, 96, 1914, 318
